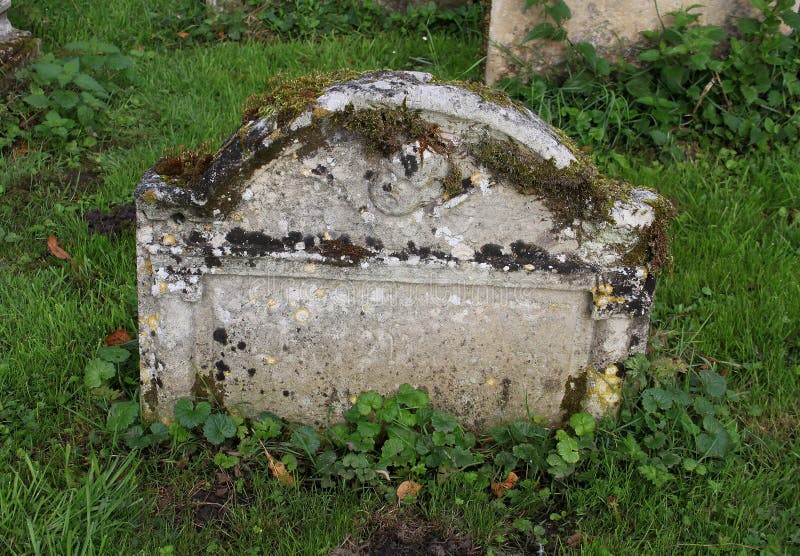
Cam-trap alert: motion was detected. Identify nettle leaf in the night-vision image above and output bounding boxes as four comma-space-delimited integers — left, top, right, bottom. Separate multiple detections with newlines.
430, 410, 458, 432
85, 358, 116, 388
289, 425, 321, 455
396, 384, 429, 409
569, 413, 595, 437
555, 430, 580, 464
31, 62, 63, 82
73, 73, 107, 94
97, 345, 130, 363
203, 413, 237, 445
173, 399, 211, 428
356, 390, 383, 415
52, 90, 79, 110
23, 93, 50, 109
107, 401, 139, 434
699, 370, 727, 398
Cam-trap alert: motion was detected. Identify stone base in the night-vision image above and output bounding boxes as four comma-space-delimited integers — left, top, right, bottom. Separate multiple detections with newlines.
0, 32, 39, 86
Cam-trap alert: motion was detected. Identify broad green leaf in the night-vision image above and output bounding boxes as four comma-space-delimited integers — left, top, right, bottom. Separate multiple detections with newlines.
203, 413, 237, 445
342, 452, 369, 468
173, 399, 211, 428
524, 22, 557, 42
356, 390, 383, 415
107, 401, 139, 433
124, 425, 151, 449
638, 464, 674, 487
638, 49, 662, 62
289, 425, 321, 455
555, 430, 580, 464
23, 93, 50, 109
396, 384, 428, 409
97, 345, 130, 363
150, 422, 169, 443
494, 451, 519, 472
356, 420, 381, 439
699, 370, 726, 398
430, 410, 458, 432
381, 437, 405, 459
73, 73, 106, 93
569, 413, 595, 437
85, 358, 115, 388
213, 452, 239, 468
51, 90, 79, 109
31, 62, 63, 82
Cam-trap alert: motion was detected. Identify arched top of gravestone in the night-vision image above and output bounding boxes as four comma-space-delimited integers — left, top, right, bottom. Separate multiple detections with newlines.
135, 71, 671, 272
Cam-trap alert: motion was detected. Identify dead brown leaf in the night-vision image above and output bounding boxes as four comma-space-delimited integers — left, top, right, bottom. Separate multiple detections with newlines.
566, 533, 595, 546
105, 329, 132, 346
47, 235, 71, 260
260, 442, 294, 484
176, 31, 190, 39
490, 471, 519, 498
396, 480, 423, 501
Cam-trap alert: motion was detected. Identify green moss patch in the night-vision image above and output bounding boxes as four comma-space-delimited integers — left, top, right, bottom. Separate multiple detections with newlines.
470, 136, 630, 224
241, 69, 361, 126
153, 144, 215, 189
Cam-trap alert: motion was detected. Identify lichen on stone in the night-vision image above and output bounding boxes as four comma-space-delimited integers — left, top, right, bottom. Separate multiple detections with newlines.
433, 77, 528, 112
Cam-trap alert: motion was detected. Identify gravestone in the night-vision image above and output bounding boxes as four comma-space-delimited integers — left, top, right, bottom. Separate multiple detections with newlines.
135, 71, 670, 428
0, 1, 39, 83
486, 0, 800, 84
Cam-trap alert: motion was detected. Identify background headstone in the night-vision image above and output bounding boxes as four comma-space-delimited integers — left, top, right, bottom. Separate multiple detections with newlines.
135, 71, 670, 428
486, 0, 800, 84
0, 0, 39, 84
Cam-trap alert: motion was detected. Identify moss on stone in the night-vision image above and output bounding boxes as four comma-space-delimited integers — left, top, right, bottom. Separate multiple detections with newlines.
442, 164, 464, 199
559, 371, 588, 420
241, 69, 362, 127
469, 135, 630, 224
331, 101, 452, 158
153, 144, 215, 189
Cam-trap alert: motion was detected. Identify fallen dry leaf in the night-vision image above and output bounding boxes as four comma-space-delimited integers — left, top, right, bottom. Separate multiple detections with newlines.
566, 533, 595, 546
260, 442, 294, 484
176, 31, 190, 39
47, 235, 71, 260
105, 329, 133, 346
396, 480, 423, 500
491, 471, 519, 498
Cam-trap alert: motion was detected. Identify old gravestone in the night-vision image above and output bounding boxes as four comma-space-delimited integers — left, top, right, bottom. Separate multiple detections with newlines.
135, 71, 670, 428
0, 1, 39, 85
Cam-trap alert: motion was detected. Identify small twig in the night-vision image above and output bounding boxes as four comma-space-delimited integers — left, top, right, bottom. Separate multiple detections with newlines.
691, 78, 717, 117
714, 71, 732, 112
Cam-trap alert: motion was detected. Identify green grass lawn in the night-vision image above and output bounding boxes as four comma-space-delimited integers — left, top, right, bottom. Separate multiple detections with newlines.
1, 1, 798, 554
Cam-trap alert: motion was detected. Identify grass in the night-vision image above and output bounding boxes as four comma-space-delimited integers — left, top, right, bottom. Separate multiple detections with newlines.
1, 0, 799, 554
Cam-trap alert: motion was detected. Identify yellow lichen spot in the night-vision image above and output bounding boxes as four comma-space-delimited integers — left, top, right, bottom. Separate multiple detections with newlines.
313, 106, 331, 118
486, 377, 496, 386
264, 356, 277, 365
203, 224, 213, 231
300, 168, 313, 177
158, 282, 168, 294
591, 283, 625, 309
523, 264, 535, 271
266, 297, 278, 308
229, 212, 243, 222
322, 231, 332, 241
142, 258, 153, 276
587, 365, 622, 408
314, 287, 327, 299
303, 263, 317, 274
146, 314, 159, 332
637, 266, 649, 280
141, 189, 157, 204
469, 172, 483, 187
294, 307, 311, 323
349, 395, 358, 404
160, 234, 176, 247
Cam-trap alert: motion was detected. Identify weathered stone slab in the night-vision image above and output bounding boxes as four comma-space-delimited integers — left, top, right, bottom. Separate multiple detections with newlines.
486, 0, 799, 84
0, 1, 39, 85
135, 71, 670, 428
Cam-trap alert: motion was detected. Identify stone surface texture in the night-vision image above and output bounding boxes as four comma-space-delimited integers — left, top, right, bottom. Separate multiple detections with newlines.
486, 0, 799, 83
135, 71, 665, 429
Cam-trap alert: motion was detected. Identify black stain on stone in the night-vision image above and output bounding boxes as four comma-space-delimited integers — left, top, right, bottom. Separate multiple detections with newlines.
282, 390, 290, 397
282, 231, 303, 248
400, 153, 418, 177
237, 341, 246, 350
204, 254, 221, 267
312, 164, 327, 176
226, 227, 284, 255
365, 236, 384, 251
213, 328, 228, 345
303, 235, 316, 249
500, 378, 511, 406
215, 360, 230, 380
247, 368, 256, 377
364, 170, 375, 180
